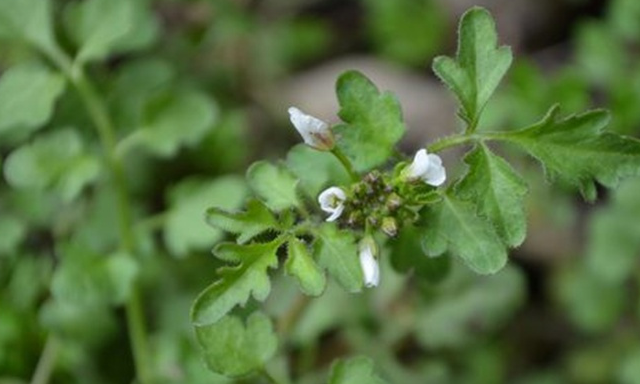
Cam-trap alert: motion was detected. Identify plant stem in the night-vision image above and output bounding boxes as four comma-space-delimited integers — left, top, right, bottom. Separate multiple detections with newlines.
30, 336, 58, 384
426, 133, 478, 153
45, 50, 153, 384
331, 147, 359, 181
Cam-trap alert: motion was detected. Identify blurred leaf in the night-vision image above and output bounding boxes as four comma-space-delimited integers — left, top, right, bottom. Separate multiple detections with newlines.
312, 223, 363, 293
609, 0, 640, 43
0, 0, 57, 52
286, 144, 350, 199
247, 161, 300, 212
328, 356, 387, 384
206, 199, 278, 245
285, 237, 326, 296
40, 299, 116, 343
575, 21, 626, 86
363, 0, 445, 66
164, 176, 248, 257
415, 266, 525, 348
191, 239, 283, 326
195, 311, 277, 377
0, 216, 26, 256
432, 7, 512, 128
497, 106, 640, 199
334, 70, 406, 172
456, 144, 528, 247
619, 347, 640, 384
421, 193, 507, 274
388, 225, 450, 283
3, 128, 101, 202
0, 64, 66, 136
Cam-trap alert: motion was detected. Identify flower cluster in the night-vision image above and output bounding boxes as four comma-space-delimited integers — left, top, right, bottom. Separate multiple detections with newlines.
289, 107, 447, 289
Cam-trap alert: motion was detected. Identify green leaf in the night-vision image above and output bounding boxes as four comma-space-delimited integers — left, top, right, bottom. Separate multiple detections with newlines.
432, 7, 512, 128
206, 199, 278, 245
497, 105, 640, 199
3, 128, 101, 202
195, 311, 277, 377
0, 0, 57, 51
0, 64, 66, 135
64, 0, 134, 62
421, 194, 507, 274
191, 239, 283, 326
312, 223, 363, 292
285, 237, 326, 296
334, 70, 406, 172
455, 144, 528, 247
247, 161, 300, 212
286, 144, 350, 198
164, 176, 248, 257
129, 88, 217, 157
388, 225, 450, 283
0, 216, 26, 256
328, 356, 387, 384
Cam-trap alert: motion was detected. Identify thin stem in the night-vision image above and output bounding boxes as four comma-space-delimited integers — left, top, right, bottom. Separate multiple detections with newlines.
426, 134, 478, 153
277, 294, 312, 335
331, 147, 359, 181
30, 336, 58, 384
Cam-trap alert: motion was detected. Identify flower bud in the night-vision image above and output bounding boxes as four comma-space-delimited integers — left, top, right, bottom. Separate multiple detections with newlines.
288, 107, 335, 151
358, 236, 380, 288
381, 217, 398, 237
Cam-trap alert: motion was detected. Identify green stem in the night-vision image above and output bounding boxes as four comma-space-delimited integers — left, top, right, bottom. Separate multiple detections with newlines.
45, 50, 153, 384
331, 147, 359, 181
427, 134, 478, 153
30, 336, 58, 384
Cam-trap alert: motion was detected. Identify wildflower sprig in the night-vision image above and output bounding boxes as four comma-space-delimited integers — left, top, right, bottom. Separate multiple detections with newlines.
191, 7, 640, 380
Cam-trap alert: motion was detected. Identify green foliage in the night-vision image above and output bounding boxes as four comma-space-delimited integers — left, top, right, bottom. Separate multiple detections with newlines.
247, 161, 301, 212
206, 199, 279, 245
312, 223, 363, 292
195, 311, 277, 377
328, 356, 388, 384
286, 144, 350, 198
334, 70, 406, 172
433, 7, 512, 129
285, 237, 326, 296
0, 0, 56, 52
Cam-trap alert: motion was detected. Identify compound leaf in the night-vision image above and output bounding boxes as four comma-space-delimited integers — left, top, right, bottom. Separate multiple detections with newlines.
312, 223, 363, 292
206, 199, 279, 245
285, 237, 326, 296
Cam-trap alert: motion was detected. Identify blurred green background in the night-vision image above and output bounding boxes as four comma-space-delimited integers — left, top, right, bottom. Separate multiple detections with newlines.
2, 0, 640, 383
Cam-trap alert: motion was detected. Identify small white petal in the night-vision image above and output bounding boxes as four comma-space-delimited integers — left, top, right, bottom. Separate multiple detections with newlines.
422, 154, 446, 186
318, 186, 347, 222
359, 241, 380, 288
403, 149, 446, 186
288, 107, 334, 150
405, 149, 430, 179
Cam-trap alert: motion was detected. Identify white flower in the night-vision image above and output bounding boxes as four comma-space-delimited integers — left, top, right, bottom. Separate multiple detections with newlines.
288, 106, 335, 151
318, 186, 347, 222
359, 237, 380, 288
403, 149, 446, 186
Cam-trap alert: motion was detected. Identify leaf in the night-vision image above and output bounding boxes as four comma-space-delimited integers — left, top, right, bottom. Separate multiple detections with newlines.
195, 311, 277, 377
421, 194, 507, 274
163, 176, 248, 257
3, 128, 101, 202
191, 239, 283, 326
64, 0, 134, 62
455, 144, 528, 247
388, 225, 450, 283
247, 161, 300, 212
0, 0, 57, 51
497, 105, 640, 199
206, 199, 278, 245
0, 216, 26, 256
432, 7, 512, 128
286, 144, 350, 198
0, 64, 66, 136
328, 356, 387, 384
285, 237, 326, 296
333, 70, 406, 172
312, 223, 363, 292
131, 88, 217, 157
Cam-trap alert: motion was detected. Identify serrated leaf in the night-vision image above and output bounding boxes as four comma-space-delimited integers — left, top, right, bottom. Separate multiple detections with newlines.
3, 128, 100, 202
206, 199, 278, 245
455, 144, 528, 247
497, 105, 640, 199
0, 0, 57, 51
432, 7, 512, 128
195, 311, 277, 377
421, 194, 507, 274
131, 88, 217, 157
286, 144, 350, 198
312, 223, 363, 292
247, 161, 300, 212
286, 237, 326, 296
333, 70, 405, 172
163, 176, 248, 257
328, 356, 387, 384
0, 64, 66, 136
191, 239, 283, 326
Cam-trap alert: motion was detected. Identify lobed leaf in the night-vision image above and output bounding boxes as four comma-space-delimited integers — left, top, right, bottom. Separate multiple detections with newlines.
206, 199, 279, 245
497, 105, 640, 199
191, 239, 283, 326
286, 144, 350, 198
455, 144, 528, 247
312, 223, 363, 292
328, 356, 387, 384
195, 311, 277, 377
432, 7, 512, 128
334, 70, 406, 172
285, 237, 326, 296
247, 161, 301, 212
421, 194, 507, 274
0, 0, 57, 51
